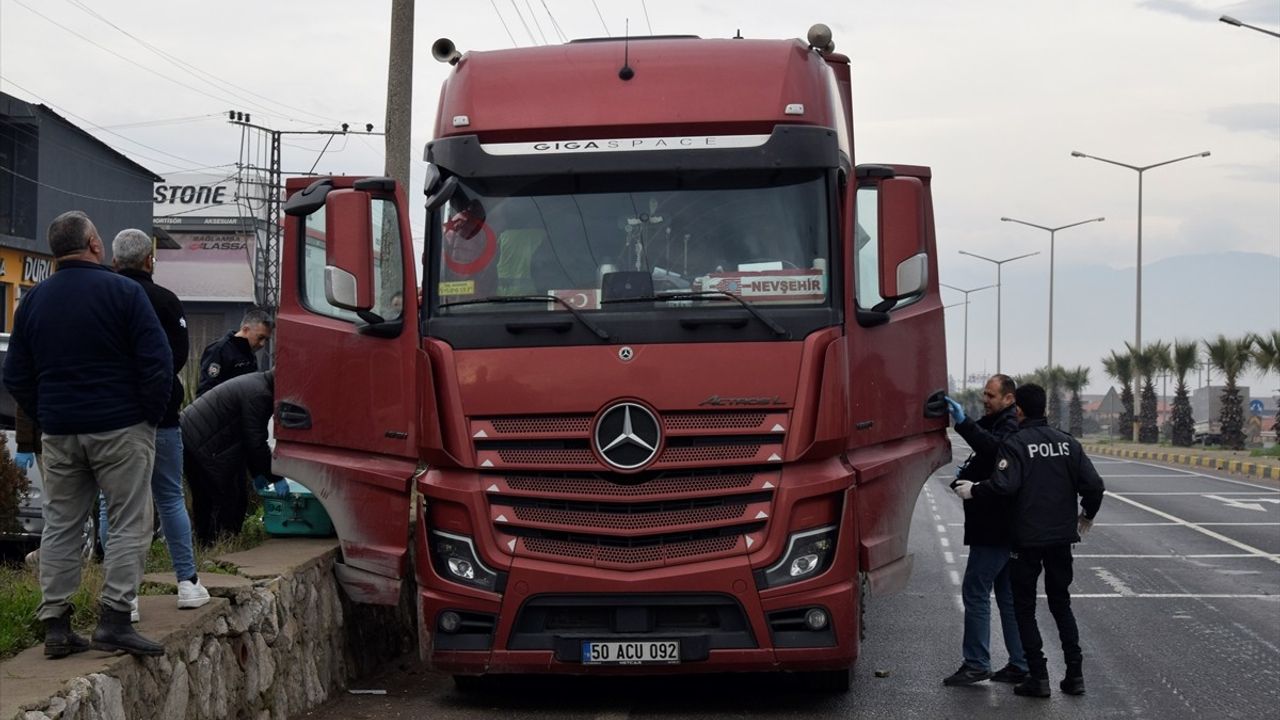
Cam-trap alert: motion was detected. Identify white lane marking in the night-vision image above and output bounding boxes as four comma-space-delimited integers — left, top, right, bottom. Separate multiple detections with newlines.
1071, 553, 1280, 559
947, 523, 964, 527
933, 514, 941, 521
1105, 492, 1280, 566
1105, 457, 1278, 492
1096, 522, 1280, 527
949, 570, 961, 585
943, 551, 955, 564
1111, 486, 1280, 491
940, 537, 951, 548
954, 593, 1280, 601
936, 524, 947, 533
1204, 494, 1280, 512
1092, 567, 1136, 596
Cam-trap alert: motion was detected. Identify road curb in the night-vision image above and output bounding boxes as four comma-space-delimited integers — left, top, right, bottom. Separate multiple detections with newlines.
1084, 444, 1279, 481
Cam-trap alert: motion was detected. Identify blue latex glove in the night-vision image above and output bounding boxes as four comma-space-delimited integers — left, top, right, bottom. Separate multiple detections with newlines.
14, 452, 34, 470
944, 396, 966, 424
251, 475, 269, 493
273, 479, 290, 497
954, 465, 963, 478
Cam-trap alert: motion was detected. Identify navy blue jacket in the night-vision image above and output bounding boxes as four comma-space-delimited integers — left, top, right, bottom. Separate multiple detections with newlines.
953, 404, 1020, 546
118, 268, 188, 427
3, 260, 172, 434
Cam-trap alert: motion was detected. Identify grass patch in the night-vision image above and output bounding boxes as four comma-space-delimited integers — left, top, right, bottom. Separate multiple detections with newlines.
0, 507, 268, 660
1250, 445, 1280, 458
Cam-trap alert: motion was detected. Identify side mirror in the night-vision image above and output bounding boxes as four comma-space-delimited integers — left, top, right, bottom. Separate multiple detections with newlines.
878, 177, 928, 299
323, 189, 375, 311
426, 176, 459, 212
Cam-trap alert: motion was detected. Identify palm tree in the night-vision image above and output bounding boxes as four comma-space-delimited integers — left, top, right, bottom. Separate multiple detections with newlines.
1204, 334, 1255, 450
1169, 340, 1199, 447
1064, 365, 1090, 437
1044, 365, 1068, 430
1251, 330, 1280, 434
1128, 341, 1168, 444
1102, 350, 1135, 440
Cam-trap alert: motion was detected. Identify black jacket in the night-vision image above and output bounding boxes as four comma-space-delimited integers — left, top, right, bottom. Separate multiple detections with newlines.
119, 268, 188, 427
197, 332, 258, 397
973, 418, 1106, 548
181, 370, 276, 483
954, 404, 1020, 546
3, 260, 171, 434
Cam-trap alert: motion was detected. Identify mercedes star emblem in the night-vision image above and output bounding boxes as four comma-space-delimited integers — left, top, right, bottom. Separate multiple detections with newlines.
594, 402, 661, 470
618, 346, 634, 361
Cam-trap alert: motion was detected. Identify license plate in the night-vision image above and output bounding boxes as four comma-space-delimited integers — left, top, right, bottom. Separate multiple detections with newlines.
581, 640, 681, 665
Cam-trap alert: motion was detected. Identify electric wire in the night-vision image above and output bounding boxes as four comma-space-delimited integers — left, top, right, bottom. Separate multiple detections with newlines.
1, 118, 187, 184
641, 0, 654, 34
0, 166, 157, 204
525, 0, 549, 45
101, 113, 223, 130
61, 0, 339, 126
540, 0, 569, 42
509, 0, 539, 45
491, 0, 519, 47
591, 0, 611, 36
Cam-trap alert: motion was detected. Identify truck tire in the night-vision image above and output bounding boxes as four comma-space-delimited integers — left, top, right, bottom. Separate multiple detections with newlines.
805, 668, 852, 693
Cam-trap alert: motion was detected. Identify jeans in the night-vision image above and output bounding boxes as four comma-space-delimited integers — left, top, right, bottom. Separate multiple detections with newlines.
40, 423, 155, 618
99, 426, 197, 582
1010, 544, 1081, 678
961, 544, 1027, 672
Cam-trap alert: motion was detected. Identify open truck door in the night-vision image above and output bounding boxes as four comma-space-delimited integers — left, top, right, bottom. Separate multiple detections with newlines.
845, 165, 951, 597
276, 177, 423, 605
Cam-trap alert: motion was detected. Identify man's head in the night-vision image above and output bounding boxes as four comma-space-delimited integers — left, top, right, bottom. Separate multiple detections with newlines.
111, 229, 154, 273
1014, 383, 1047, 422
48, 210, 104, 263
982, 374, 1017, 416
235, 308, 274, 351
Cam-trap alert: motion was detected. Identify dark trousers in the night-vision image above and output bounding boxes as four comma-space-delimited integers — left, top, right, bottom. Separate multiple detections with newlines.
1009, 544, 1081, 678
183, 449, 248, 545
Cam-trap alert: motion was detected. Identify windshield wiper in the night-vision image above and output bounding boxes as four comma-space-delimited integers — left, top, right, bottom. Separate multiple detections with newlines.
601, 291, 790, 339
439, 295, 611, 341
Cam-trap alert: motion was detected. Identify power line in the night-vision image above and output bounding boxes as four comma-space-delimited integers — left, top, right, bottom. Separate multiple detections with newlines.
509, 0, 539, 45
101, 113, 222, 130
491, 0, 519, 46
0, 166, 156, 204
1, 76, 212, 169
2, 118, 181, 184
525, 0, 549, 44
541, 1, 569, 42
60, 0, 339, 126
591, 0, 611, 36
641, 0, 654, 34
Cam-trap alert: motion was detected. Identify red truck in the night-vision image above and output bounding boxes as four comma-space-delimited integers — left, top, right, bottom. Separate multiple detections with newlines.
273, 25, 950, 690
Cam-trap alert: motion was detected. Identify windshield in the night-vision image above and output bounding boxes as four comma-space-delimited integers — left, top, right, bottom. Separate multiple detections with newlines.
431, 170, 830, 312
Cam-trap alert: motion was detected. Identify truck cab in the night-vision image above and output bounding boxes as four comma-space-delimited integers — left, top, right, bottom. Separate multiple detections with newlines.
273, 28, 949, 690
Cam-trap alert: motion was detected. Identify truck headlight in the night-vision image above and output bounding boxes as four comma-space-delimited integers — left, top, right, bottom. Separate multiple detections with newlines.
429, 530, 503, 592
759, 525, 838, 589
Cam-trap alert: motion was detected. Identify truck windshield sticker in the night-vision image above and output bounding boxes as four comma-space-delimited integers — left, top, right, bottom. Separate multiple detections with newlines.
696, 269, 825, 303
482, 135, 771, 156
548, 289, 600, 310
438, 280, 476, 296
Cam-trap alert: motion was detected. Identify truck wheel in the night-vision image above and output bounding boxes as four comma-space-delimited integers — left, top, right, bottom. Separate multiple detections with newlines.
806, 668, 852, 693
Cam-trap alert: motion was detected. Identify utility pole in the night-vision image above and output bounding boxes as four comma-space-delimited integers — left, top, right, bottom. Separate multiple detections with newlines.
385, 0, 416, 189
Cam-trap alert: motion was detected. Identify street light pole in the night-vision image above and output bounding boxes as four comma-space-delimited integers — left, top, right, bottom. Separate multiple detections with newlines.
941, 283, 996, 391
1220, 15, 1280, 38
1071, 149, 1210, 440
1000, 215, 1105, 370
957, 250, 1039, 373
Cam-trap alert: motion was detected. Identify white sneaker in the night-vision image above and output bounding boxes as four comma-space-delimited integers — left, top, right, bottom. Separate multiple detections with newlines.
130, 597, 140, 623
24, 548, 39, 569
177, 579, 211, 609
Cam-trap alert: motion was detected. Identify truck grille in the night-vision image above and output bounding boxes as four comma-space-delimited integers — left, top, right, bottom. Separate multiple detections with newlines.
486, 468, 778, 570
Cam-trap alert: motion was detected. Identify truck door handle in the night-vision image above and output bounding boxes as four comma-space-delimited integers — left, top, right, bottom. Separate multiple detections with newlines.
278, 402, 312, 429
923, 389, 948, 419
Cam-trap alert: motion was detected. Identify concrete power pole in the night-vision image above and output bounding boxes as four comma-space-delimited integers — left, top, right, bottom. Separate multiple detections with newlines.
385, 0, 415, 189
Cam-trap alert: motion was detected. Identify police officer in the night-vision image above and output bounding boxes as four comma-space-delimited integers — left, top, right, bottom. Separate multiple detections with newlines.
953, 383, 1105, 699
940, 374, 1027, 687
197, 307, 272, 396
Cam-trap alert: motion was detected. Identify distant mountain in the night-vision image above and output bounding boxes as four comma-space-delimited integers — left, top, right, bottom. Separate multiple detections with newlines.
944, 251, 1280, 394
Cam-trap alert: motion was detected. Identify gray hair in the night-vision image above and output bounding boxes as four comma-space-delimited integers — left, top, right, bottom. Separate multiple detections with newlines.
47, 210, 94, 257
240, 307, 274, 330
112, 229, 153, 270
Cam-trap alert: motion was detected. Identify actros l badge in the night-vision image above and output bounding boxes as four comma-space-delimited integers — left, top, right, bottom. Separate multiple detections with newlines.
594, 402, 661, 470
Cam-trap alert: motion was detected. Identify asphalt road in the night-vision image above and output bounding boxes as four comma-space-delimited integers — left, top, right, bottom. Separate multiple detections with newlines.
303, 442, 1280, 719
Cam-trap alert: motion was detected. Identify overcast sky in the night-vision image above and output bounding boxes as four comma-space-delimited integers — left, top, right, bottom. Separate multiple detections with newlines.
2, 0, 1278, 395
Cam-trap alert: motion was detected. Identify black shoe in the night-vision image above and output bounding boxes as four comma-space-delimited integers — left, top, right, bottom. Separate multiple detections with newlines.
91, 606, 165, 657
43, 609, 91, 659
942, 664, 991, 686
1013, 677, 1052, 698
991, 664, 1029, 683
1060, 675, 1086, 695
